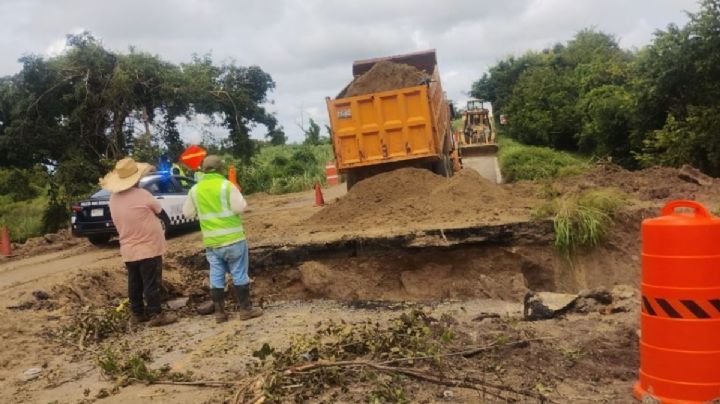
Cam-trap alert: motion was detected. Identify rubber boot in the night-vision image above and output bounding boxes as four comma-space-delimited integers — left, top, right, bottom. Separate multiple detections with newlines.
147, 311, 177, 327
209, 288, 228, 323
231, 284, 263, 320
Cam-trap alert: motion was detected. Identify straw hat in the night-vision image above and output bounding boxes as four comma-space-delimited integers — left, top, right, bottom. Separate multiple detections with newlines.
100, 157, 153, 193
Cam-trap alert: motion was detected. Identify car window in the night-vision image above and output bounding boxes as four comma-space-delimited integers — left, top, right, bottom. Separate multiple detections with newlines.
142, 179, 160, 195
156, 177, 182, 194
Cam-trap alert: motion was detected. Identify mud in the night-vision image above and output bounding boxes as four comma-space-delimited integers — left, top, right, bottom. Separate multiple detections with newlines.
8, 229, 86, 259
340, 60, 430, 98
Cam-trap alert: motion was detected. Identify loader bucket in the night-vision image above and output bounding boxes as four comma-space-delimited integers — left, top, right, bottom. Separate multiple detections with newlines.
460, 143, 499, 157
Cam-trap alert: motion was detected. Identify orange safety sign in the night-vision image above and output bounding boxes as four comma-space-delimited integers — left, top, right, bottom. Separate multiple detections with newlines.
634, 200, 720, 403
227, 164, 241, 191
179, 145, 208, 171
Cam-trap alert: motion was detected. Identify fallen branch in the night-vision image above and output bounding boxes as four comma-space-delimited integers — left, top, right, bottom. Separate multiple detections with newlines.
380, 336, 557, 365
280, 360, 551, 402
130, 378, 231, 387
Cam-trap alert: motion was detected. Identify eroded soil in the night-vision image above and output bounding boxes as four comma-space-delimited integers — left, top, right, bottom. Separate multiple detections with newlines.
0, 164, 718, 403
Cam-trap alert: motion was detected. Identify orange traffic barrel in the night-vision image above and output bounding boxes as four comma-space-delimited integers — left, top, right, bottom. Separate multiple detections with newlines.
634, 200, 720, 403
325, 161, 338, 186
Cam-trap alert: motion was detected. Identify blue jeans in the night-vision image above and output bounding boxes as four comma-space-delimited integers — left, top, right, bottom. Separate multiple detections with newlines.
206, 240, 249, 289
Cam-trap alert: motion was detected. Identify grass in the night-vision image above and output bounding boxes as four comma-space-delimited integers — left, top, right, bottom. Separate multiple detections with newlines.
97, 348, 159, 383
0, 195, 48, 242
498, 137, 589, 182
227, 143, 334, 195
535, 189, 625, 252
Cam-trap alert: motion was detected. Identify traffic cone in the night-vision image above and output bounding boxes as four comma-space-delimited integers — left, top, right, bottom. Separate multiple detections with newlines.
1, 226, 12, 257
227, 164, 241, 191
314, 182, 325, 207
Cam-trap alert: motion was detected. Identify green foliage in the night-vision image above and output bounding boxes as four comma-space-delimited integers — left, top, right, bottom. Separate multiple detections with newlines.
97, 348, 158, 383
473, 1, 720, 173
637, 105, 720, 175
0, 167, 45, 202
0, 195, 47, 242
227, 144, 333, 194
266, 125, 287, 145
63, 300, 129, 347
537, 189, 625, 252
505, 66, 581, 149
578, 85, 634, 164
302, 118, 330, 146
244, 310, 456, 403
498, 138, 588, 182
0, 166, 50, 241
0, 32, 279, 231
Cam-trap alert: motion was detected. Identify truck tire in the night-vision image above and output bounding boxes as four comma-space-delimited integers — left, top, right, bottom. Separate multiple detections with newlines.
346, 169, 359, 190
432, 155, 452, 178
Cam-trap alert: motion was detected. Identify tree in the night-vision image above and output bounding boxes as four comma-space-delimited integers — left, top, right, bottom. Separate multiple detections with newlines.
504, 66, 581, 149
633, 0, 720, 173
471, 52, 545, 115
266, 125, 287, 145
302, 118, 322, 145
0, 32, 279, 229
578, 85, 634, 162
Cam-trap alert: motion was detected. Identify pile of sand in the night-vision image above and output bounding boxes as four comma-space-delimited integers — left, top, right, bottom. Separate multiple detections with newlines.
339, 61, 430, 98
310, 168, 526, 230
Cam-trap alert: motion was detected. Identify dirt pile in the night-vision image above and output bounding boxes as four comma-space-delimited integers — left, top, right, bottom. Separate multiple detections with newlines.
570, 164, 720, 203
11, 229, 85, 258
340, 61, 430, 98
50, 269, 127, 308
309, 167, 527, 229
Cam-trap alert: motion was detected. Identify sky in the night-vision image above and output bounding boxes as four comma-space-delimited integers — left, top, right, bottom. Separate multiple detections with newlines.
0, 0, 701, 144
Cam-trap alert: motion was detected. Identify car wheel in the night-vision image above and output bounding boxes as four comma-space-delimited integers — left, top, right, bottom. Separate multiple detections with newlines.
159, 213, 171, 236
88, 234, 112, 246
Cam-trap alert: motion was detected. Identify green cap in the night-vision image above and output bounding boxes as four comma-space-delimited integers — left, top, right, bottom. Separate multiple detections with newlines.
201, 155, 224, 172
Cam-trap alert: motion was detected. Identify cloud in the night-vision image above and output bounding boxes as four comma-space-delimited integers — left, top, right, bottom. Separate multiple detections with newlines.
0, 0, 702, 144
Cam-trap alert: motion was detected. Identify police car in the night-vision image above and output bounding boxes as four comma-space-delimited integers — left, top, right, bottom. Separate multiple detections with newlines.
71, 173, 199, 245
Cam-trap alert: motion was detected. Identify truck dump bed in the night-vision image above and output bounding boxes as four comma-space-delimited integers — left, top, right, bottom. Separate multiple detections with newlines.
326, 50, 452, 172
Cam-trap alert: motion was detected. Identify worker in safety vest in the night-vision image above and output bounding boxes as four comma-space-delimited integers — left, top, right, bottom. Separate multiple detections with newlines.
182, 155, 262, 323
171, 163, 185, 176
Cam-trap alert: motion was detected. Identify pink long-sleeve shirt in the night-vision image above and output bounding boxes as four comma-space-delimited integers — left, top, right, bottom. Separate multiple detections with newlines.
109, 187, 167, 262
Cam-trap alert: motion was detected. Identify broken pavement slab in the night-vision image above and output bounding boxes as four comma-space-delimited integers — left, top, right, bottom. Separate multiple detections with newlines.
523, 291, 578, 320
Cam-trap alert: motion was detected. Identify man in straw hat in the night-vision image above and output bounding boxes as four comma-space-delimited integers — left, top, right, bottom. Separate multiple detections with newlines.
182, 155, 262, 323
101, 157, 177, 327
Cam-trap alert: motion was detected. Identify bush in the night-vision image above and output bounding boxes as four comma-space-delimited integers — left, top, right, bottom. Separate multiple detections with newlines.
498, 138, 588, 182
0, 195, 48, 242
0, 167, 47, 202
226, 144, 334, 195
536, 188, 625, 252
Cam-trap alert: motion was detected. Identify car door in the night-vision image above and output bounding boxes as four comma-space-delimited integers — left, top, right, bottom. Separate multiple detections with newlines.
173, 176, 199, 226
149, 175, 187, 228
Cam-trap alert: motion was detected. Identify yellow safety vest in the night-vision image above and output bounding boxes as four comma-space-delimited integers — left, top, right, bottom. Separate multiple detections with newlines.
189, 173, 245, 248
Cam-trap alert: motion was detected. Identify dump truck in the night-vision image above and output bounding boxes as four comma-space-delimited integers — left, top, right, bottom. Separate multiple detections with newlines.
325, 49, 455, 188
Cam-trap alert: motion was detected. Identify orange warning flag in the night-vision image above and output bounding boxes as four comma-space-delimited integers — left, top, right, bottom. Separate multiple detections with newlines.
179, 145, 207, 170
